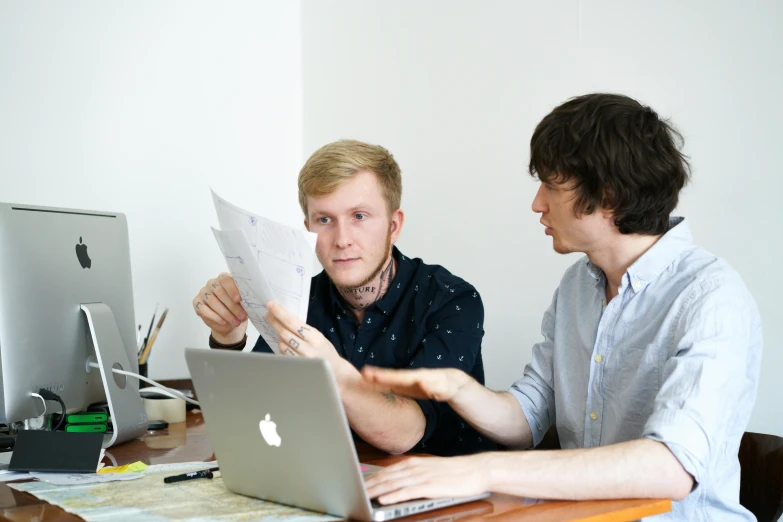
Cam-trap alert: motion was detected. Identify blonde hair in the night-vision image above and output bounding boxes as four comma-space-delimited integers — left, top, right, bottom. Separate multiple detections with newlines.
298, 140, 402, 217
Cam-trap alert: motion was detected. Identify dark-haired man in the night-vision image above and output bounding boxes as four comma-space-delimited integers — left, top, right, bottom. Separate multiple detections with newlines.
363, 94, 762, 521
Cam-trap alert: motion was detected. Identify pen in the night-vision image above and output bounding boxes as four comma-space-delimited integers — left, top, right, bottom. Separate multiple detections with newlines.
139, 304, 159, 360
139, 307, 169, 365
163, 467, 218, 484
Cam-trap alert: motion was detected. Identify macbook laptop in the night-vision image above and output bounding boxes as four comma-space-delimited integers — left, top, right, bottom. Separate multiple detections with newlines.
185, 348, 490, 521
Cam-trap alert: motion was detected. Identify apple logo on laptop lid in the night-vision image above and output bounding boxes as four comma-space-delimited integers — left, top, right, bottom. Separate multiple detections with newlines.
75, 237, 91, 269
259, 414, 281, 447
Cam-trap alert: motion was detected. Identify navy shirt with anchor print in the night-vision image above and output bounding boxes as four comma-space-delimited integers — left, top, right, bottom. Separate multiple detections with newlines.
252, 246, 496, 456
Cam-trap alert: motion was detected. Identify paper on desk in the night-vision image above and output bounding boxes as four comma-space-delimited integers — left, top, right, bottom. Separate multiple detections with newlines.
97, 461, 148, 474
0, 471, 31, 482
147, 460, 218, 473
30, 471, 144, 485
211, 190, 318, 353
0, 452, 12, 466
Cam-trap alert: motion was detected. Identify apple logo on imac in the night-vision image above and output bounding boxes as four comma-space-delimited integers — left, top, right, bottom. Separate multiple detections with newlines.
259, 414, 282, 447
75, 237, 91, 269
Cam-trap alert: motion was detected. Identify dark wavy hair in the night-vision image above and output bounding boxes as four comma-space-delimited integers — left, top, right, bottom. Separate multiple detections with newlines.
529, 93, 691, 235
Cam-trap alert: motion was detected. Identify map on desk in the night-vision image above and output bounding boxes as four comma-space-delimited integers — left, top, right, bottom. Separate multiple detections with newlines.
10, 462, 340, 521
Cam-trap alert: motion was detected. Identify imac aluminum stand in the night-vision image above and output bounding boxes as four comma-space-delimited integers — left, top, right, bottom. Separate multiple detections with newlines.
81, 303, 148, 448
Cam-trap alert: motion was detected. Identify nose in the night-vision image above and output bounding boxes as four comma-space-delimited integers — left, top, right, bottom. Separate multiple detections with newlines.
532, 183, 548, 214
334, 220, 353, 249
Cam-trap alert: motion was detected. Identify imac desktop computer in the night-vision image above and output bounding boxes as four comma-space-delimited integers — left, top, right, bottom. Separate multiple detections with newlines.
0, 202, 147, 446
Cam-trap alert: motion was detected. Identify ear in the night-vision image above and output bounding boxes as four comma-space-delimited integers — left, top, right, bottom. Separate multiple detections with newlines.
389, 209, 404, 244
599, 189, 616, 219
303, 219, 310, 231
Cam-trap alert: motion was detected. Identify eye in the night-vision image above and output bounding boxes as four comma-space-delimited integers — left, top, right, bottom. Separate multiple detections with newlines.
317, 217, 330, 224
355, 213, 366, 220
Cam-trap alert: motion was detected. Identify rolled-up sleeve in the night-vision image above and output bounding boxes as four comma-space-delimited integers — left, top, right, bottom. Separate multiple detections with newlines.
643, 279, 761, 486
509, 288, 558, 447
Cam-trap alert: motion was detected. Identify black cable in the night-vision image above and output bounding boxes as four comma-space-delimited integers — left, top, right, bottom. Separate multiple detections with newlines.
37, 389, 66, 431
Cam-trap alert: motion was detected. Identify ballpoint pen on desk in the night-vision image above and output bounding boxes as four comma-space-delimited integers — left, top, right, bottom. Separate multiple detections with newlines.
163, 467, 219, 484
139, 307, 169, 365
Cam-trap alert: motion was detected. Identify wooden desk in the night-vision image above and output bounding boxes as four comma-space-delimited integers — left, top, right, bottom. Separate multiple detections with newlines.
0, 413, 671, 521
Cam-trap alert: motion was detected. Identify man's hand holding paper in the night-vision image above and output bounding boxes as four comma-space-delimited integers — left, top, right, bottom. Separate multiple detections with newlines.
197, 190, 318, 353
264, 301, 356, 383
193, 273, 248, 344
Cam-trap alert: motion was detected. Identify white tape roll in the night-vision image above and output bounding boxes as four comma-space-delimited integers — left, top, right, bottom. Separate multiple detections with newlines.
142, 395, 186, 424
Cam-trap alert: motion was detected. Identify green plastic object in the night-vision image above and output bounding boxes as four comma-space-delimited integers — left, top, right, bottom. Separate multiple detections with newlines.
65, 423, 107, 433
66, 413, 109, 424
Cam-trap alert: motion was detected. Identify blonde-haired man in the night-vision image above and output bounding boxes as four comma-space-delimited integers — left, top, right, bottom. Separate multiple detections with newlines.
193, 140, 494, 456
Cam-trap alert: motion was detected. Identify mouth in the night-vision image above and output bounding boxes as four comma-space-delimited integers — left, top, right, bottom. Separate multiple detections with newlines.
333, 258, 360, 265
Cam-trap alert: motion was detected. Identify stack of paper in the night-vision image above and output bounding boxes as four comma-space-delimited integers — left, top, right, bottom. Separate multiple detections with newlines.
0, 451, 30, 482
211, 191, 318, 353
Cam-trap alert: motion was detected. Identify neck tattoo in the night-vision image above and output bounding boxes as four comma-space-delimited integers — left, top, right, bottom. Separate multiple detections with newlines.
339, 258, 395, 312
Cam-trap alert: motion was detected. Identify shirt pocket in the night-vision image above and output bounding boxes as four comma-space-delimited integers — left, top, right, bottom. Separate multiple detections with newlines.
611, 343, 662, 425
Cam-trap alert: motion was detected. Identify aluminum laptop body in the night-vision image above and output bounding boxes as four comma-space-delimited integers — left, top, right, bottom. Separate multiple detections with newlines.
185, 348, 490, 521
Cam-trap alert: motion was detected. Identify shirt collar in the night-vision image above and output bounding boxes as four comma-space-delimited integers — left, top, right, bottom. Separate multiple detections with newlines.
584, 217, 693, 294
625, 216, 693, 293
327, 246, 414, 316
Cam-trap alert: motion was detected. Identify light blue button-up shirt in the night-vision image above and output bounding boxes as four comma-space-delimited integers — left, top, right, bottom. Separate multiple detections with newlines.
510, 217, 763, 521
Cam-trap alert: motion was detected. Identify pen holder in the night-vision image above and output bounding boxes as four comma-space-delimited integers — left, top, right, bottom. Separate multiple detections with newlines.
139, 362, 148, 379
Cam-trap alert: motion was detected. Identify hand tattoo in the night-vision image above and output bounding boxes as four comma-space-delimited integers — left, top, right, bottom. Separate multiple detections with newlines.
194, 302, 202, 312
297, 326, 309, 339
288, 338, 300, 349
204, 292, 210, 301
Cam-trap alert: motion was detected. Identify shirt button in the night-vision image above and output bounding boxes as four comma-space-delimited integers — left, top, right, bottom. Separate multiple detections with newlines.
590, 412, 598, 421
594, 354, 603, 363
349, 334, 355, 340
634, 281, 641, 288
601, 300, 607, 307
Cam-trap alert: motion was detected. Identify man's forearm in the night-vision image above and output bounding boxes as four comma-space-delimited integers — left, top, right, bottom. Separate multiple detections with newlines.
480, 438, 693, 501
449, 377, 533, 449
340, 372, 426, 455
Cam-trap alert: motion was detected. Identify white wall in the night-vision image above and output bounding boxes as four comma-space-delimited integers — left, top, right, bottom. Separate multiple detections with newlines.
0, 1, 303, 379
2, 1, 781, 437
301, 0, 783, 435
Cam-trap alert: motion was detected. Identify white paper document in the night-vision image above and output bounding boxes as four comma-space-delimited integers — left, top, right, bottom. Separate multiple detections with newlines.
0, 452, 12, 466
211, 190, 318, 352
30, 471, 144, 485
0, 471, 31, 482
